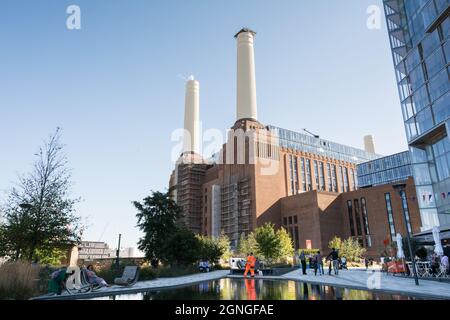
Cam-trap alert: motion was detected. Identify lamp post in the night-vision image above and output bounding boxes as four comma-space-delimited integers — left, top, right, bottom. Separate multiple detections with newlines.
393, 184, 419, 286
115, 233, 121, 268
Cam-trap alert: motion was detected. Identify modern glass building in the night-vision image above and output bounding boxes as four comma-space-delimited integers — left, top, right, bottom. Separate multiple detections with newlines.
267, 125, 382, 164
384, 0, 450, 230
357, 151, 413, 188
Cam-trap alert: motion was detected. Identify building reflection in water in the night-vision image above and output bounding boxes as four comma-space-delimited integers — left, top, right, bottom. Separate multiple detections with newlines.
92, 278, 419, 301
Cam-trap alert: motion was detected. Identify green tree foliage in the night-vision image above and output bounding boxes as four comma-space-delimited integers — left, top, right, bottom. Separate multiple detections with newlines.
328, 236, 366, 262
196, 235, 224, 264
134, 191, 184, 263
0, 128, 83, 262
237, 232, 258, 256
162, 228, 201, 266
217, 233, 232, 262
277, 227, 294, 258
254, 223, 294, 265
237, 224, 294, 265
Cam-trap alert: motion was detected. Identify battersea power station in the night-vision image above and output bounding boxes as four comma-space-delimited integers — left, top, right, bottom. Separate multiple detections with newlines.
169, 29, 423, 258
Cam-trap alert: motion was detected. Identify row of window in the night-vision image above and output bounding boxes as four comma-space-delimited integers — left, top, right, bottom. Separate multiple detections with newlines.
384, 192, 413, 241
346, 198, 372, 248
289, 155, 356, 195
268, 126, 380, 164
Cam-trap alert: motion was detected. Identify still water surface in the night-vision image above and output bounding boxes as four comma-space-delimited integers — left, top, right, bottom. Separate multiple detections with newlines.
92, 278, 419, 300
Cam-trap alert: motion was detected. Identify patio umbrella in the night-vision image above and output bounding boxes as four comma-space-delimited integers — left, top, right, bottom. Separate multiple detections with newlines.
396, 233, 405, 259
433, 226, 444, 256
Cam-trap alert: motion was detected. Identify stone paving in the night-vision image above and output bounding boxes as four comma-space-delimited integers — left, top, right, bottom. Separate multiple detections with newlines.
280, 268, 450, 299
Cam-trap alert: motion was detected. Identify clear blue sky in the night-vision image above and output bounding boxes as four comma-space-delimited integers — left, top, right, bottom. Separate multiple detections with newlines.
0, 0, 407, 249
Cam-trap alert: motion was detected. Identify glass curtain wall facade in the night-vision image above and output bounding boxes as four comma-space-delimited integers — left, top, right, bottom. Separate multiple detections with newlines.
357, 151, 413, 187
384, 0, 450, 230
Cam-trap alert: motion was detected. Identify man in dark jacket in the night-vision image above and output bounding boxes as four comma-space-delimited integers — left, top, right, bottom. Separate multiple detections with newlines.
326, 248, 339, 275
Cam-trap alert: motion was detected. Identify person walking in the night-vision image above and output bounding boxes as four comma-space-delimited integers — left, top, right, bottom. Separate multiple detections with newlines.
315, 251, 324, 275
244, 253, 256, 278
299, 251, 307, 275
326, 248, 339, 275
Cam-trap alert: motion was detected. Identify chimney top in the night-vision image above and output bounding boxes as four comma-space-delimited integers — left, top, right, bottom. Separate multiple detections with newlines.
234, 28, 257, 38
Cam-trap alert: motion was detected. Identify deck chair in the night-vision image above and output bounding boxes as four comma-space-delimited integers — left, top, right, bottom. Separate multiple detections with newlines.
65, 267, 93, 294
114, 266, 139, 286
80, 267, 103, 292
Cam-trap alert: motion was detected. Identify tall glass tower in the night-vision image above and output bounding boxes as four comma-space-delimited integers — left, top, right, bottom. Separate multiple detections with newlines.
384, 0, 450, 231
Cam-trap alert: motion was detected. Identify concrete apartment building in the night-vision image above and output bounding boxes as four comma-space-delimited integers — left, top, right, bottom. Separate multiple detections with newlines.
169, 28, 424, 258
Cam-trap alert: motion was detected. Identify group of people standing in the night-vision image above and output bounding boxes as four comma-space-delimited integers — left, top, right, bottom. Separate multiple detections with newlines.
297, 248, 346, 276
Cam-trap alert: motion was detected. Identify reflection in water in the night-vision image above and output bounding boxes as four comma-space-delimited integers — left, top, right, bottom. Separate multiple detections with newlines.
92, 279, 419, 301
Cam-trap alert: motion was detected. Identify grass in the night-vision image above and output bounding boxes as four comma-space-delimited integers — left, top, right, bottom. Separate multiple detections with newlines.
0, 261, 40, 300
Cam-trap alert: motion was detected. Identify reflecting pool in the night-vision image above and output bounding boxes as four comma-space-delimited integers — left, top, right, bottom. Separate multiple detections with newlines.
91, 278, 419, 300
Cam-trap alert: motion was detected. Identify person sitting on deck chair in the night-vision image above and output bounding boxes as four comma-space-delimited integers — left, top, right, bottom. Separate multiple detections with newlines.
86, 265, 109, 287
244, 253, 256, 278
48, 267, 75, 295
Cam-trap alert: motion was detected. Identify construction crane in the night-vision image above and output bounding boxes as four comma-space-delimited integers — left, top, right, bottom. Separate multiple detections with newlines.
303, 128, 320, 139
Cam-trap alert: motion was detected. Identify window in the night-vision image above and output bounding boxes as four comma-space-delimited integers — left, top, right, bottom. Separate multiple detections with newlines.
385, 193, 396, 241
347, 200, 355, 237
283, 217, 288, 226
319, 162, 325, 191
361, 198, 371, 247
294, 156, 299, 193
354, 199, 363, 237
288, 216, 293, 225
400, 191, 413, 234
294, 215, 298, 224
289, 155, 295, 195
351, 168, 357, 190
306, 159, 312, 191
300, 158, 307, 192
314, 160, 320, 190
327, 163, 332, 192
340, 166, 345, 193
344, 167, 350, 192
332, 164, 338, 192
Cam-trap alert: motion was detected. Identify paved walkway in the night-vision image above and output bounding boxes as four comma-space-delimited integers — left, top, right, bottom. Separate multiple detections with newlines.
280, 268, 450, 299
32, 270, 229, 300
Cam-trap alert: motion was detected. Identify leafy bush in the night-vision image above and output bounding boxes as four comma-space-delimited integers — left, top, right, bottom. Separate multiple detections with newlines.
156, 265, 198, 278
139, 266, 157, 281
0, 261, 40, 300
328, 236, 366, 262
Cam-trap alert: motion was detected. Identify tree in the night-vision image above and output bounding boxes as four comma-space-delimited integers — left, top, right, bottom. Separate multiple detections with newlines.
277, 227, 294, 259
134, 191, 184, 262
162, 228, 201, 266
1, 128, 83, 262
328, 237, 343, 252
196, 235, 224, 264
254, 223, 282, 264
328, 236, 366, 262
237, 232, 258, 257
217, 233, 232, 262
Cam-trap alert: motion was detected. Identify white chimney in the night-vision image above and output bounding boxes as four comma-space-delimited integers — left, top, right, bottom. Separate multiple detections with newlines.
235, 28, 258, 121
364, 135, 375, 154
183, 77, 200, 154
